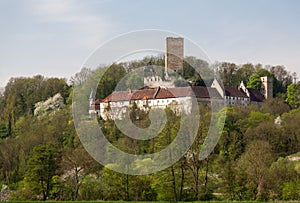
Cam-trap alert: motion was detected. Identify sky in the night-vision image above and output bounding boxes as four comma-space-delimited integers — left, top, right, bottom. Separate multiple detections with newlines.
1, 0, 300, 87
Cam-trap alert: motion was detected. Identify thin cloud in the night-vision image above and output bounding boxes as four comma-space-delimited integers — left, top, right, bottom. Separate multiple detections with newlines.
31, 0, 113, 48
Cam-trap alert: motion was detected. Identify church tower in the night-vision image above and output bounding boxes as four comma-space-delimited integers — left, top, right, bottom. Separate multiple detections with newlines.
165, 37, 184, 75
260, 76, 273, 99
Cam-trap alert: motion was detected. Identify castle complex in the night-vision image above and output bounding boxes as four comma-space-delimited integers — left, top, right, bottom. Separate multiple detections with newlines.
89, 37, 273, 120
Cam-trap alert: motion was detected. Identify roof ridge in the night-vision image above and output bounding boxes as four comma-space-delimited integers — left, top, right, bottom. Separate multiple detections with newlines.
153, 86, 160, 99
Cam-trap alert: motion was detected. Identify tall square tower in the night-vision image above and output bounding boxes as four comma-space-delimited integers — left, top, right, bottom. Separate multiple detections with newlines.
165, 37, 184, 75
260, 76, 273, 99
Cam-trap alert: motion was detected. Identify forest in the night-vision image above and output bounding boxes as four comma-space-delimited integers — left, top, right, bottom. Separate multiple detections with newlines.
0, 56, 300, 201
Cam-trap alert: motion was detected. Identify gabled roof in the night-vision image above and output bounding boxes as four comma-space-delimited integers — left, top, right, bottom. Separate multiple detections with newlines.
103, 88, 158, 103
99, 85, 265, 103
192, 86, 222, 99
225, 86, 248, 98
103, 91, 134, 102
101, 86, 223, 102
247, 88, 265, 102
155, 87, 194, 99
132, 88, 158, 100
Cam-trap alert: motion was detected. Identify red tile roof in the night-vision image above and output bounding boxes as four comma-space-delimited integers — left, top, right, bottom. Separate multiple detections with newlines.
96, 85, 265, 104
101, 86, 223, 102
103, 91, 133, 102
131, 88, 158, 100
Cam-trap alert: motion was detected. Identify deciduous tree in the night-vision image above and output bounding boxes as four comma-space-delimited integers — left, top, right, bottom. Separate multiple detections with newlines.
24, 144, 60, 201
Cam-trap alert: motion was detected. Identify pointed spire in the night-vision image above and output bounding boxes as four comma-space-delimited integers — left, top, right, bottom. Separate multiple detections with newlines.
89, 89, 94, 99
89, 89, 95, 105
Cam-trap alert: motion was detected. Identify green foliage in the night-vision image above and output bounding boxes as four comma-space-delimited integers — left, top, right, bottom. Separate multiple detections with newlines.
1, 59, 300, 201
78, 174, 103, 200
260, 97, 290, 115
174, 79, 189, 87
269, 158, 299, 199
218, 62, 238, 87
247, 74, 261, 89
236, 63, 256, 84
1, 76, 70, 137
282, 181, 300, 200
236, 141, 274, 201
96, 64, 127, 99
286, 83, 300, 108
241, 111, 271, 131
217, 62, 292, 96
0, 120, 7, 139
126, 73, 144, 90
24, 143, 60, 200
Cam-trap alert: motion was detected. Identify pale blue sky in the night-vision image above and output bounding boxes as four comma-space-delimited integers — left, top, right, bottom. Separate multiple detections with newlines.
1, 0, 300, 87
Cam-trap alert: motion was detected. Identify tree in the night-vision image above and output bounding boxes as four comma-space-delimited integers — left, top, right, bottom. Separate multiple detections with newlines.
218, 62, 238, 86
0, 138, 20, 184
152, 108, 182, 201
270, 65, 292, 87
42, 77, 70, 101
24, 144, 60, 201
260, 97, 290, 115
247, 74, 261, 89
96, 64, 127, 99
100, 166, 132, 201
34, 93, 65, 117
236, 63, 256, 84
237, 141, 274, 200
60, 148, 100, 200
239, 111, 271, 133
286, 83, 300, 109
2, 76, 70, 137
217, 107, 245, 200
281, 108, 300, 154
282, 181, 300, 200
185, 107, 214, 200
70, 67, 92, 86
245, 121, 285, 158
269, 158, 299, 199
0, 92, 5, 120
126, 73, 143, 90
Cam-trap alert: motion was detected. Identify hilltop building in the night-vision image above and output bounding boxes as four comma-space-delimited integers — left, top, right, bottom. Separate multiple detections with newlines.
89, 37, 272, 120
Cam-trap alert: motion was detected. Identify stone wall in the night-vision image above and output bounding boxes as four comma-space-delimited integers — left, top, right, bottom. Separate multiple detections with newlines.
165, 37, 184, 75
261, 76, 273, 99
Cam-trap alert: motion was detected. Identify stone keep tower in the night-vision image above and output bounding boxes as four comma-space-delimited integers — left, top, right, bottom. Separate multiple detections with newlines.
165, 37, 184, 75
260, 76, 273, 99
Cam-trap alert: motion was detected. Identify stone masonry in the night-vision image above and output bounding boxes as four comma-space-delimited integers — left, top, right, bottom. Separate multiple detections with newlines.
165, 37, 184, 75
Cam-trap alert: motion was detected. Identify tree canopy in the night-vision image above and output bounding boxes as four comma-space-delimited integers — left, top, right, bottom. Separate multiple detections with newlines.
0, 58, 299, 201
